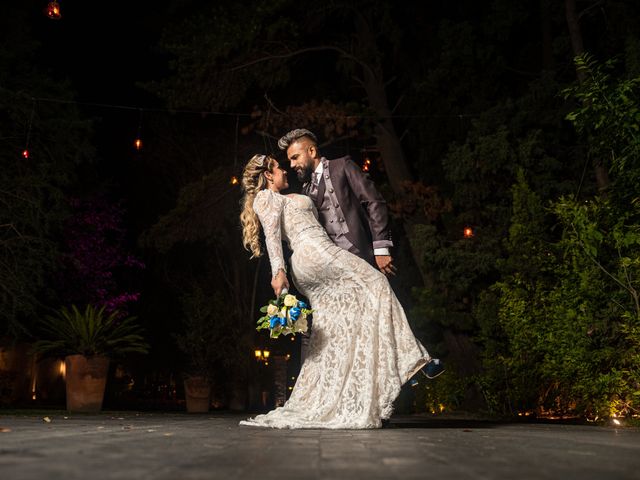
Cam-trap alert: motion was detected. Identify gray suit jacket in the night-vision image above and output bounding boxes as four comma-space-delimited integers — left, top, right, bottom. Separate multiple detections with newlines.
303, 156, 393, 265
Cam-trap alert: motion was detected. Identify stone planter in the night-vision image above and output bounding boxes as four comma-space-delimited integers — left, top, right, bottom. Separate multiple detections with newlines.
184, 376, 211, 413
64, 354, 110, 412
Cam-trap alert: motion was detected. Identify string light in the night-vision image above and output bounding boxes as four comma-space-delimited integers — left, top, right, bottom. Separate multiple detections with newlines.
463, 227, 474, 238
230, 176, 239, 185
22, 99, 36, 160
134, 109, 143, 151
44, 1, 62, 20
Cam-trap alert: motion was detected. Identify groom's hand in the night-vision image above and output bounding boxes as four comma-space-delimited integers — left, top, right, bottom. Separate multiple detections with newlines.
376, 255, 397, 276
271, 269, 290, 296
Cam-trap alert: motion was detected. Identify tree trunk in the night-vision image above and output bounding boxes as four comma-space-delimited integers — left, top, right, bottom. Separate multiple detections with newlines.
352, 13, 432, 282
565, 0, 610, 191
540, 0, 554, 70
565, 0, 587, 82
353, 14, 412, 195
353, 14, 479, 374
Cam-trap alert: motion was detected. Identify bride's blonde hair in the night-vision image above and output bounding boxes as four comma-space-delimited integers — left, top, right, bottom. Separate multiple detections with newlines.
240, 154, 278, 258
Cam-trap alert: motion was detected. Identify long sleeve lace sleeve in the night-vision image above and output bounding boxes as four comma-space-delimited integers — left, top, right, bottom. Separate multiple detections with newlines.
253, 189, 287, 278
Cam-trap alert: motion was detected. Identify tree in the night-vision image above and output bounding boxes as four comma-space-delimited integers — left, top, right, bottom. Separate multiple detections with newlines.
141, 167, 259, 404
0, 4, 93, 337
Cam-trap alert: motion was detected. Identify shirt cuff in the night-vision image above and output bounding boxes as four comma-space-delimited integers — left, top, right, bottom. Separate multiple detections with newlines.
373, 239, 393, 250
373, 248, 390, 256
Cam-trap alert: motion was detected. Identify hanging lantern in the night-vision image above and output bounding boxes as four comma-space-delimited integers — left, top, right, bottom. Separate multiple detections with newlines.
44, 1, 62, 20
463, 227, 474, 238
134, 138, 142, 151
22, 149, 29, 159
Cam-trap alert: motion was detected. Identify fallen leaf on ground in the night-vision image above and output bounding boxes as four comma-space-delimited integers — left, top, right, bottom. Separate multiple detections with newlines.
42, 417, 52, 423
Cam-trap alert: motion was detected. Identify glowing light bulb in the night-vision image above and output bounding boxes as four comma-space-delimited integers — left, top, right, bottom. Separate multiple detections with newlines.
45, 1, 62, 20
134, 138, 142, 150
230, 176, 239, 185
263, 350, 270, 359
463, 227, 474, 238
22, 149, 29, 159
254, 349, 262, 359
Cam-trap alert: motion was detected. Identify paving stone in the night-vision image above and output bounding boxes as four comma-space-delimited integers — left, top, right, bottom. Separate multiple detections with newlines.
0, 413, 638, 479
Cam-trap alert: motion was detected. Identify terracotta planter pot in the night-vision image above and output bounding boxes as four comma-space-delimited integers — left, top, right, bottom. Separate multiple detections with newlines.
65, 355, 109, 412
184, 376, 211, 413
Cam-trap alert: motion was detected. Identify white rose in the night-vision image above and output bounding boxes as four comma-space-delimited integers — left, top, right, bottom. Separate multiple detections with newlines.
280, 307, 287, 317
267, 304, 279, 316
283, 294, 297, 307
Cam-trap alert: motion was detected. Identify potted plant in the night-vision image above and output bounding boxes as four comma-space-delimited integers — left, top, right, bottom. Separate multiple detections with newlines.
175, 288, 236, 413
32, 304, 149, 412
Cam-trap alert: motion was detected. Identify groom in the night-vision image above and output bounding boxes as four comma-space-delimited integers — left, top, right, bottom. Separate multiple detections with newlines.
277, 128, 444, 381
277, 128, 395, 274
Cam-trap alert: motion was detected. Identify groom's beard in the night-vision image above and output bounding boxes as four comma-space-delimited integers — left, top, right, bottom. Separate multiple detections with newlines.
297, 166, 313, 183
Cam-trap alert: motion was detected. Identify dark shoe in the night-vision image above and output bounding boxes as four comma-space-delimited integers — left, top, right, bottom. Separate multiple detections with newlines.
409, 359, 445, 386
422, 358, 445, 379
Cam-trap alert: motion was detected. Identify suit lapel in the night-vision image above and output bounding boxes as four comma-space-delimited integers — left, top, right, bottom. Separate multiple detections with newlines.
315, 158, 328, 208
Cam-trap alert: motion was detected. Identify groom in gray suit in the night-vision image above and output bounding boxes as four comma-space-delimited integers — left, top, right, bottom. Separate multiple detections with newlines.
277, 128, 396, 275
277, 128, 444, 383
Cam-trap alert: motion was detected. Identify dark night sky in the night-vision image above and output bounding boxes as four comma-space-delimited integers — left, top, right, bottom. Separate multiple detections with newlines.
35, 1, 168, 104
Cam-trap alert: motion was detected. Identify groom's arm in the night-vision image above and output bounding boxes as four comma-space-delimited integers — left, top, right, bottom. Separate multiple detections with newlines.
342, 158, 393, 250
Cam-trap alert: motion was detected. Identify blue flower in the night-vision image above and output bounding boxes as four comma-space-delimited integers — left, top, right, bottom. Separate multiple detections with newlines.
289, 307, 301, 322
297, 301, 308, 309
269, 316, 286, 329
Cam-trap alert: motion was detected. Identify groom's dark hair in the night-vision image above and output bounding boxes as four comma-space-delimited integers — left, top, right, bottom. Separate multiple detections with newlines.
277, 129, 318, 151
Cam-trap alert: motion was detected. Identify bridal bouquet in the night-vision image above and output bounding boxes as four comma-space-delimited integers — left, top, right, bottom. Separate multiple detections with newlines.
256, 291, 312, 339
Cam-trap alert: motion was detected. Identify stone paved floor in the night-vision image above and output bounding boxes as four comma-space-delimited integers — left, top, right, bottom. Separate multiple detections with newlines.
0, 412, 638, 479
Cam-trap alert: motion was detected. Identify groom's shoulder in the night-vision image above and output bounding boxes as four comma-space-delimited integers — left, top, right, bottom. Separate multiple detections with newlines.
326, 155, 353, 168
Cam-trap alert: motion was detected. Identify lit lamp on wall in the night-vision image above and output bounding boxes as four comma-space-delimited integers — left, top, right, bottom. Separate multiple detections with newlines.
254, 349, 270, 365
44, 1, 62, 20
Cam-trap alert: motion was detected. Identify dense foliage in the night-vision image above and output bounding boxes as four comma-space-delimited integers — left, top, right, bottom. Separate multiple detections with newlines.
476, 56, 640, 418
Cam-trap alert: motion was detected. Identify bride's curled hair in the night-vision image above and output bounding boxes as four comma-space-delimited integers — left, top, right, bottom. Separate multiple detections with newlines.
240, 154, 278, 258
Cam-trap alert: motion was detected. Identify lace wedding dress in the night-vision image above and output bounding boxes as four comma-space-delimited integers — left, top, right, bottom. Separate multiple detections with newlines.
240, 189, 431, 429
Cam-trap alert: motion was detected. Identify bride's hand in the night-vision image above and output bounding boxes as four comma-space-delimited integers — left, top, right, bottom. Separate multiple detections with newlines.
271, 269, 290, 296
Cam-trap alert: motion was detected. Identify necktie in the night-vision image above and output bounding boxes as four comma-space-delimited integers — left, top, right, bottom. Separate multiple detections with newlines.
308, 172, 319, 200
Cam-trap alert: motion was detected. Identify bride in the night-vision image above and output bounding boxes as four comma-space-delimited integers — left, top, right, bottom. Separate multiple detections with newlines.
239, 154, 432, 429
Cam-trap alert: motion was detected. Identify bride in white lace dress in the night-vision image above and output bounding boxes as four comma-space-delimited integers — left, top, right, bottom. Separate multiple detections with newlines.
239, 154, 431, 429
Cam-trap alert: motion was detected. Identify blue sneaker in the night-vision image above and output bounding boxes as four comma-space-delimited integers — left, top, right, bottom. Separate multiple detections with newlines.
422, 358, 445, 379
409, 359, 445, 386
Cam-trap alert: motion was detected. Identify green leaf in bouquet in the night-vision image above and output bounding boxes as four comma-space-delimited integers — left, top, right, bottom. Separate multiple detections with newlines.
259, 306, 269, 313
